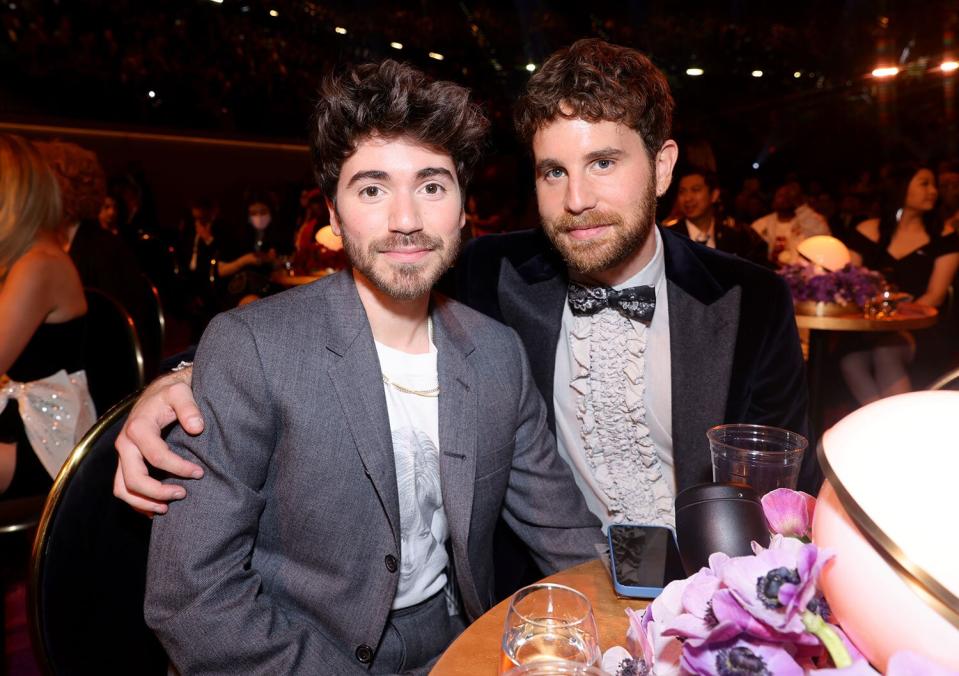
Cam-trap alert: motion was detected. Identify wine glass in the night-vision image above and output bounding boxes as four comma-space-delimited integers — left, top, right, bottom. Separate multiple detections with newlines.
500, 584, 601, 674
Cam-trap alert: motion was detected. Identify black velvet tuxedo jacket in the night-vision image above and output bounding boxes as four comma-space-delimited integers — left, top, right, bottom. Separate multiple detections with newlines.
456, 226, 810, 492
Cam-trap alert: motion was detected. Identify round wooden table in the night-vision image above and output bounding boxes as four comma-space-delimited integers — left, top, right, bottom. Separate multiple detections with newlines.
796, 303, 938, 456
431, 559, 647, 675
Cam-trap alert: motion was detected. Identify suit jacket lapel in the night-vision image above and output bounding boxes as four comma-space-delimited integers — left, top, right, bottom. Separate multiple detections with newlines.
324, 272, 402, 549
431, 297, 485, 618
662, 229, 741, 490
497, 254, 568, 430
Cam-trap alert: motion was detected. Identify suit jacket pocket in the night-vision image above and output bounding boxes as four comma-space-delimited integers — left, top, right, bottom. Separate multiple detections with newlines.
473, 440, 514, 482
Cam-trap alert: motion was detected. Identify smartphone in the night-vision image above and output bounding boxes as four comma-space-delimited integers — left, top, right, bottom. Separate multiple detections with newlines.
607, 524, 684, 598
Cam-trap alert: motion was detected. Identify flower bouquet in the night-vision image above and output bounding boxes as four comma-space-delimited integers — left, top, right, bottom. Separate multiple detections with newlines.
778, 264, 883, 317
600, 489, 956, 676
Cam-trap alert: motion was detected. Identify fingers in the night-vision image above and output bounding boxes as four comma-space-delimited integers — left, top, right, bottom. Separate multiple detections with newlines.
113, 435, 187, 515
123, 414, 204, 479
166, 381, 205, 436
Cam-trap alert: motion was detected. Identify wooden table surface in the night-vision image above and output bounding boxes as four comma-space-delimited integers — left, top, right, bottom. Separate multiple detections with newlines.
270, 269, 333, 287
794, 302, 937, 332
430, 559, 648, 675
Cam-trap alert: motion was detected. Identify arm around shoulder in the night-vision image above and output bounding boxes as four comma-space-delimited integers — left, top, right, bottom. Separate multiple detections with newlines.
144, 312, 364, 674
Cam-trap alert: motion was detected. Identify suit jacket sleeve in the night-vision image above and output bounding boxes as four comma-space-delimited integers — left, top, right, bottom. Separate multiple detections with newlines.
498, 329, 605, 574
144, 312, 367, 675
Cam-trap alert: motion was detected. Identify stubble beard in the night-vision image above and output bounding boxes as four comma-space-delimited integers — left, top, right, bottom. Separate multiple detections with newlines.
540, 176, 658, 276
341, 225, 460, 301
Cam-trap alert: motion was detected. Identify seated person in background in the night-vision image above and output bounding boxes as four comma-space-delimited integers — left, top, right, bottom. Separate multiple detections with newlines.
141, 60, 601, 674
0, 135, 95, 497
751, 181, 831, 265
938, 160, 959, 231
841, 164, 959, 403
669, 166, 769, 267
217, 191, 290, 303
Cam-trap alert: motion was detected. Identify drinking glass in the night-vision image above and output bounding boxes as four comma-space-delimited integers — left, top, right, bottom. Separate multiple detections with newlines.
708, 423, 807, 497
503, 659, 610, 675
500, 584, 601, 674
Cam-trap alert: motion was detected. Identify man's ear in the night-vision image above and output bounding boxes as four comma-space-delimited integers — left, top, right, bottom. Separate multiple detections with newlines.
326, 197, 341, 236
655, 140, 679, 197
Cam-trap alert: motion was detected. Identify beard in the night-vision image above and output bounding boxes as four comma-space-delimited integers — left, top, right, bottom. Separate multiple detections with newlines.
540, 175, 657, 276
341, 224, 460, 301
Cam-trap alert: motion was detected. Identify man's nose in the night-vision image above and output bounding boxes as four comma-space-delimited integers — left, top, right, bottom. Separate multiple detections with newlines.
564, 174, 598, 214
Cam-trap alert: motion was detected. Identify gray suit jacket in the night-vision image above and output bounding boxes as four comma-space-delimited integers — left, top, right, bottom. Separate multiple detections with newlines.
145, 271, 602, 674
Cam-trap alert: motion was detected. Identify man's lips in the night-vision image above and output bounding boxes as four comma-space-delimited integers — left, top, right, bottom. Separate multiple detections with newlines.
381, 248, 433, 262
563, 224, 612, 240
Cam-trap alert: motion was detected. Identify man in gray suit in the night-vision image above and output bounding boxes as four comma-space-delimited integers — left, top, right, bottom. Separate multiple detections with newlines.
143, 60, 602, 674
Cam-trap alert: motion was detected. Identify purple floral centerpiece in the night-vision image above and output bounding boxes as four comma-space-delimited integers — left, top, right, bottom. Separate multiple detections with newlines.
778, 264, 883, 314
600, 489, 957, 676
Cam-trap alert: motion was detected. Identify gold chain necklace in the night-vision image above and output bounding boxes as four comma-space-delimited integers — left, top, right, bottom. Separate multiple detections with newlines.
381, 317, 439, 398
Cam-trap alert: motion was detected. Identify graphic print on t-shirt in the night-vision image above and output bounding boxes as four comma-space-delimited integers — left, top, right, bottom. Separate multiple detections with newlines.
392, 426, 444, 585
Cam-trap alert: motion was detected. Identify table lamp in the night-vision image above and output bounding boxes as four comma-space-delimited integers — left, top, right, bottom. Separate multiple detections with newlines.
797, 235, 850, 273
812, 391, 959, 672
315, 224, 343, 251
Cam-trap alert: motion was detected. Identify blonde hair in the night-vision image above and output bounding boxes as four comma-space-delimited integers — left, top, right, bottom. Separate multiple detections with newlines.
0, 134, 63, 274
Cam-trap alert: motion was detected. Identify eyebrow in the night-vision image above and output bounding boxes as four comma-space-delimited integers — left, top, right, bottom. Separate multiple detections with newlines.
416, 167, 455, 181
535, 147, 625, 175
345, 170, 389, 188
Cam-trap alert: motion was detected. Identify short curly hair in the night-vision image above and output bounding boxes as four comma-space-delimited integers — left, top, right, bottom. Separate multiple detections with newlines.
310, 60, 489, 199
515, 39, 674, 159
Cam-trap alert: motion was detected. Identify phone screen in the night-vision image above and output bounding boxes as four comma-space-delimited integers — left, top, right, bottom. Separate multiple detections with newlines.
609, 525, 684, 590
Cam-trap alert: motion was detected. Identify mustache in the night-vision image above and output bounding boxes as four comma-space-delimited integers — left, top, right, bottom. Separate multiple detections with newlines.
547, 210, 625, 233
372, 232, 444, 252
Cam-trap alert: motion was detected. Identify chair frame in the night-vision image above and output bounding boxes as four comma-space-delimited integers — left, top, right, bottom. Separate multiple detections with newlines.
27, 390, 140, 674
928, 366, 959, 391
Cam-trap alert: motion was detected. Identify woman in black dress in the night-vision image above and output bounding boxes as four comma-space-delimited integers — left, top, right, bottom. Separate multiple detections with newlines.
0, 134, 95, 497
841, 164, 959, 403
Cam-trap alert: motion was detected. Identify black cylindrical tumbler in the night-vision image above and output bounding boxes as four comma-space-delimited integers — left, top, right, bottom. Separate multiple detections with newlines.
674, 483, 771, 576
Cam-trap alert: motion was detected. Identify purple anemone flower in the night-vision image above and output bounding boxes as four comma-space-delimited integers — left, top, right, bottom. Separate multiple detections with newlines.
719, 536, 833, 634
682, 637, 804, 676
761, 489, 817, 539
662, 569, 742, 647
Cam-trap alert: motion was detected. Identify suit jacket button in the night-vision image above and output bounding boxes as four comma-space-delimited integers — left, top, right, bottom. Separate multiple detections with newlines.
355, 644, 373, 664
385, 554, 398, 572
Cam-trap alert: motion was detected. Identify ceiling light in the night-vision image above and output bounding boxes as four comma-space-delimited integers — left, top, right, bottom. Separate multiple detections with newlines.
428, 52, 444, 61
269, 9, 278, 17
751, 70, 764, 78
793, 71, 802, 78
390, 42, 403, 50
941, 61, 959, 73
147, 90, 156, 98
686, 67, 704, 77
525, 63, 536, 72
334, 26, 347, 35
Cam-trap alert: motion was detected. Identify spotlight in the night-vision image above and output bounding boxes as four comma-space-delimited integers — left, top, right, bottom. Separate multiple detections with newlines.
751, 70, 764, 78
752, 162, 760, 170
334, 26, 347, 35
793, 71, 802, 78
269, 9, 278, 17
686, 67, 704, 77
390, 42, 403, 50
148, 90, 156, 99
428, 52, 444, 61
942, 61, 959, 73
525, 63, 536, 72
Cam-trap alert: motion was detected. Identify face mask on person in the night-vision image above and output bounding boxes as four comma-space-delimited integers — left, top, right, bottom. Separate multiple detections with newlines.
250, 214, 271, 231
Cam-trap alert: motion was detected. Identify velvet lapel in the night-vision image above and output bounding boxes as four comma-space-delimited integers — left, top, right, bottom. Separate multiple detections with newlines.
324, 272, 401, 549
662, 228, 741, 490
496, 253, 568, 430
431, 297, 483, 618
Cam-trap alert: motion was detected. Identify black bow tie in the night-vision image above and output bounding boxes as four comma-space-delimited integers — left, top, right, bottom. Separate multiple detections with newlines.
567, 281, 656, 323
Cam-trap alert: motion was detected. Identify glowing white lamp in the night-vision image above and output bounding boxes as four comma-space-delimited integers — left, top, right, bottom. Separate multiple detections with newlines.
797, 235, 851, 273
813, 392, 959, 672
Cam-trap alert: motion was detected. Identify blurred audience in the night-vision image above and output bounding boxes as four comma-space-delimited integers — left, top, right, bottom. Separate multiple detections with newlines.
751, 181, 831, 265
841, 164, 959, 402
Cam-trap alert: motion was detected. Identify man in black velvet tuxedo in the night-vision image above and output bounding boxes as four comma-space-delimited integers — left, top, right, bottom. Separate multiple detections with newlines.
113, 40, 810, 546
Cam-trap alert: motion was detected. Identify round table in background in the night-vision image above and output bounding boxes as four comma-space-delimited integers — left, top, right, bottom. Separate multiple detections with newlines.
431, 559, 647, 675
796, 303, 938, 454
270, 269, 333, 287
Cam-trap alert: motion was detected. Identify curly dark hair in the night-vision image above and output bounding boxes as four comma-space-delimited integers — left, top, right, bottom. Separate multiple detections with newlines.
310, 60, 489, 199
514, 39, 674, 159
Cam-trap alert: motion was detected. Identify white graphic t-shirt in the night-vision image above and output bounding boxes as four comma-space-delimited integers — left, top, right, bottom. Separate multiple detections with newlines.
375, 338, 449, 610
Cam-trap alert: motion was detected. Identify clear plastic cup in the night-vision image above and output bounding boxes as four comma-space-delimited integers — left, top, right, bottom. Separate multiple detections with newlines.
708, 424, 807, 498
503, 660, 610, 675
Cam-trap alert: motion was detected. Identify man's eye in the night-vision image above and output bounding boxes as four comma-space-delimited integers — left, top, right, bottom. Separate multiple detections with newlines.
595, 159, 613, 170
362, 186, 380, 198
423, 182, 444, 195
545, 168, 565, 180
